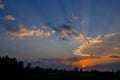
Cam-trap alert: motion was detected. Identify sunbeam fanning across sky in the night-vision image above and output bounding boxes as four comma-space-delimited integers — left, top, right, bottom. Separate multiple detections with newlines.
0, 0, 120, 71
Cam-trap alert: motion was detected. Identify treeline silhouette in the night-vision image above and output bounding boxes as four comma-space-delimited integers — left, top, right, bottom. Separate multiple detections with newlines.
0, 56, 120, 80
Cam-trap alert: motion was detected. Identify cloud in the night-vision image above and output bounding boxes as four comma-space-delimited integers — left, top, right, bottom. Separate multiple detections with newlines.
73, 33, 120, 56
42, 24, 50, 29
0, 3, 4, 9
67, 57, 84, 62
56, 35, 68, 40
81, 20, 87, 24
74, 34, 84, 40
71, 53, 120, 69
34, 30, 44, 37
71, 13, 78, 20
59, 24, 72, 31
72, 32, 120, 69
73, 38, 102, 56
29, 58, 73, 70
2, 24, 52, 39
25, 55, 120, 71
109, 55, 120, 58
47, 23, 84, 40
4, 15, 15, 21
45, 32, 50, 37
11, 25, 52, 39
59, 24, 84, 40
88, 62, 120, 71
31, 61, 72, 70
32, 23, 84, 40
38, 58, 65, 62
51, 30, 55, 35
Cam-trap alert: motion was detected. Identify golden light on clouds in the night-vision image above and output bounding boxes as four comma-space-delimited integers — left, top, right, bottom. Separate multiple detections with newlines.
114, 47, 119, 50
73, 49, 91, 56
72, 33, 120, 69
10, 25, 52, 39
73, 37, 102, 56
72, 54, 120, 68
74, 34, 84, 40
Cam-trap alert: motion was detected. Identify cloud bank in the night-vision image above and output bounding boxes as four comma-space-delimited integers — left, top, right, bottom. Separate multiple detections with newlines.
9, 25, 51, 39
43, 23, 84, 40
4, 15, 15, 21
73, 33, 120, 56
72, 33, 120, 69
2, 22, 85, 40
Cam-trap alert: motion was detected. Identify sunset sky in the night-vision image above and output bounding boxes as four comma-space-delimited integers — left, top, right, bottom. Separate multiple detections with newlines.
0, 0, 120, 71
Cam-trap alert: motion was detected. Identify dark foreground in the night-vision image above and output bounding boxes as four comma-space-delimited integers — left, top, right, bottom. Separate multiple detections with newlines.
1, 56, 120, 80
1, 71, 120, 80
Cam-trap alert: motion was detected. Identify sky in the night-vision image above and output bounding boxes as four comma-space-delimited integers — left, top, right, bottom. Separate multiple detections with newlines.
0, 0, 120, 71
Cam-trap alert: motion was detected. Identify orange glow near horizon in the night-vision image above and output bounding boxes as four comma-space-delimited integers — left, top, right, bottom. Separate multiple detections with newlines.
72, 54, 120, 68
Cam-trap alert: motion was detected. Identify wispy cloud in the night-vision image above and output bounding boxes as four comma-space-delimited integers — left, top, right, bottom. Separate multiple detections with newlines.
0, 4, 4, 9
71, 13, 78, 20
0, 1, 4, 9
4, 15, 15, 21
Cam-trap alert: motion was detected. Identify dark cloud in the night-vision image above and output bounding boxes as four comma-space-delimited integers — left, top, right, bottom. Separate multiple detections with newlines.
43, 23, 61, 32
59, 24, 79, 37
38, 58, 64, 62
59, 24, 72, 31
46, 23, 84, 40
56, 35, 68, 40
1, 23, 19, 32
88, 61, 120, 71
109, 55, 120, 58
31, 62, 73, 70
30, 58, 73, 70
47, 63, 73, 70
67, 57, 83, 62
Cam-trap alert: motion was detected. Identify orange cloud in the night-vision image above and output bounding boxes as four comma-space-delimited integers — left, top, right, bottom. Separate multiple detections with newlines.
73, 33, 120, 56
35, 30, 44, 37
114, 47, 119, 50
74, 34, 84, 40
72, 53, 120, 68
45, 32, 51, 37
72, 33, 120, 69
73, 37, 102, 56
10, 25, 51, 39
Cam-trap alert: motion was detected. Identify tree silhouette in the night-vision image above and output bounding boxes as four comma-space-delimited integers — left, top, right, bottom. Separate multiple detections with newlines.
25, 63, 31, 72
0, 56, 120, 80
74, 66, 79, 72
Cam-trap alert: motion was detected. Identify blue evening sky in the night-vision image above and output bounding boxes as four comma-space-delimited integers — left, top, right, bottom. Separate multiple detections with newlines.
0, 0, 120, 70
